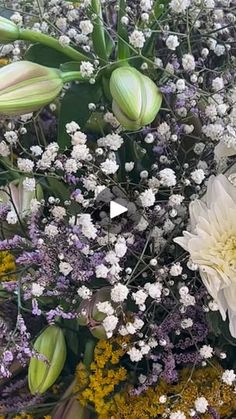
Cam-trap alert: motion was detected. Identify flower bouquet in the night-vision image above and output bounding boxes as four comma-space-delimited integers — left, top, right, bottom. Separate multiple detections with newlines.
0, 0, 236, 418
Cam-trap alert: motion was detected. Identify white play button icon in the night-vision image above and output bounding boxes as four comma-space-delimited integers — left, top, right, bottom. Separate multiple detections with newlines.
110, 201, 128, 219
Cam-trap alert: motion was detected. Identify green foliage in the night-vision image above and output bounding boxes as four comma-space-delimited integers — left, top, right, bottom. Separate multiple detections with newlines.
207, 311, 236, 346
58, 82, 103, 149
117, 0, 130, 60
25, 43, 71, 67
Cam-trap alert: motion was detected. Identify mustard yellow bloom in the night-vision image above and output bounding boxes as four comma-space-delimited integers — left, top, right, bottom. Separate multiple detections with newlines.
0, 251, 16, 281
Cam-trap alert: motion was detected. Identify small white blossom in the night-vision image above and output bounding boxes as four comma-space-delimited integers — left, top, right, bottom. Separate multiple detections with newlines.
100, 159, 119, 175
4, 131, 18, 145
170, 263, 183, 276
71, 131, 87, 145
51, 206, 66, 220
169, 411, 186, 419
0, 141, 10, 157
144, 282, 162, 299
77, 286, 92, 299
103, 315, 118, 336
129, 30, 145, 49
96, 301, 114, 316
166, 35, 179, 50
22, 178, 36, 192
96, 264, 109, 279
132, 290, 148, 306
79, 20, 93, 35
30, 145, 43, 156
194, 397, 208, 413
111, 283, 129, 302
199, 345, 213, 359
139, 189, 156, 207
222, 369, 236, 385
170, 0, 190, 13
32, 283, 44, 297
59, 261, 73, 276
159, 168, 176, 187
182, 54, 195, 71
212, 77, 224, 91
66, 121, 80, 134
181, 318, 193, 329
44, 224, 59, 237
59, 35, 70, 47
128, 347, 143, 362
6, 210, 18, 225
97, 133, 123, 151
191, 168, 205, 184
125, 162, 135, 172
17, 158, 34, 173
80, 61, 94, 78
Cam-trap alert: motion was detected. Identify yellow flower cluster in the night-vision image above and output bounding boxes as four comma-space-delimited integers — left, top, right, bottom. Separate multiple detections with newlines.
74, 337, 129, 418
0, 251, 16, 281
75, 351, 236, 419
111, 363, 236, 418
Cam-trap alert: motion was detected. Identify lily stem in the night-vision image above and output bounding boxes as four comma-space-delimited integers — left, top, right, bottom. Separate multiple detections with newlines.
19, 29, 91, 62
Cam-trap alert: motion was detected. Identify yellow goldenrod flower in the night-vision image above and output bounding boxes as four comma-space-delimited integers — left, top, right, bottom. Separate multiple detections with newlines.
0, 251, 16, 281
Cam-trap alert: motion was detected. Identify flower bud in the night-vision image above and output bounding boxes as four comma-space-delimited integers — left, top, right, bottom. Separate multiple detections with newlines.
52, 379, 90, 419
0, 178, 43, 220
0, 61, 64, 116
90, 324, 107, 340
77, 300, 90, 326
91, 288, 111, 322
28, 325, 67, 395
110, 66, 162, 131
0, 16, 20, 43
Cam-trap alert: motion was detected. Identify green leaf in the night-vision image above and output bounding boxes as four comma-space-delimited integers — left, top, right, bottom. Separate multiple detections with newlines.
58, 82, 103, 149
89, 0, 108, 63
142, 0, 169, 58
117, 0, 130, 60
60, 61, 81, 72
25, 43, 70, 68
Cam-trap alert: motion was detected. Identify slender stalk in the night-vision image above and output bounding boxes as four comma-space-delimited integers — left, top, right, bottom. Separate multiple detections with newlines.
19, 29, 91, 62
60, 71, 84, 83
83, 339, 96, 369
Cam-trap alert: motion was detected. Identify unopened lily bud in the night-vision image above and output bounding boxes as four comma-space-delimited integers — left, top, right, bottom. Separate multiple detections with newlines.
90, 324, 107, 340
0, 178, 43, 220
77, 300, 90, 326
0, 61, 64, 116
28, 325, 67, 395
91, 288, 111, 322
52, 378, 90, 419
0, 16, 20, 43
110, 66, 162, 131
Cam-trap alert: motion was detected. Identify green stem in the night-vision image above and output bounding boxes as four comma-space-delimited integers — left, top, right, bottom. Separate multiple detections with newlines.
90, 0, 108, 64
83, 339, 96, 369
19, 29, 91, 62
60, 71, 83, 83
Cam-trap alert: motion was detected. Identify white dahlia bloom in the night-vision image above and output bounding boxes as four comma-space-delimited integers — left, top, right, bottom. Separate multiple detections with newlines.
174, 174, 236, 337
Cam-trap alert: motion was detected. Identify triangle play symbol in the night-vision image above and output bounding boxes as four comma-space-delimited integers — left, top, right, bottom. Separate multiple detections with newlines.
110, 201, 128, 219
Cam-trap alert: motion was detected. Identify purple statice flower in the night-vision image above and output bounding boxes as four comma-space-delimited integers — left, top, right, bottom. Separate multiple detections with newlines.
32, 299, 42, 316
0, 235, 24, 250
16, 251, 42, 265
0, 203, 10, 220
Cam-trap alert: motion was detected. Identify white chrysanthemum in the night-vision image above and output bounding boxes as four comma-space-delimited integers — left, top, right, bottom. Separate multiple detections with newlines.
174, 174, 236, 337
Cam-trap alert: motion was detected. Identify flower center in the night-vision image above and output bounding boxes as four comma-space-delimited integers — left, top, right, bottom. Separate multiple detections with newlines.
213, 235, 236, 271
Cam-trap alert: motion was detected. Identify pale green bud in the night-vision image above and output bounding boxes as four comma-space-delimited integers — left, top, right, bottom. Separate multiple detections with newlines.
110, 66, 162, 131
0, 16, 20, 43
0, 178, 43, 220
0, 61, 63, 116
28, 325, 67, 395
52, 378, 90, 419
91, 288, 111, 322
90, 324, 107, 340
